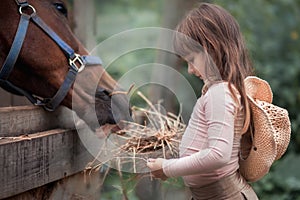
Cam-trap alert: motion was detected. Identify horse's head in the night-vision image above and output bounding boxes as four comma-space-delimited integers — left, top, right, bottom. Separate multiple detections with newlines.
0, 0, 132, 129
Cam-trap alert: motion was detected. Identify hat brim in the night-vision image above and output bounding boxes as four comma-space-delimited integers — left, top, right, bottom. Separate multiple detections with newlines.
239, 97, 277, 182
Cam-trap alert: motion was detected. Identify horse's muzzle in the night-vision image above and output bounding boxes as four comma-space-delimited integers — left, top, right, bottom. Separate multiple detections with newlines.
95, 88, 132, 129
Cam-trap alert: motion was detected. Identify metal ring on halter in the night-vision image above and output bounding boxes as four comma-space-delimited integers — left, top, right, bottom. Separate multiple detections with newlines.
19, 4, 36, 17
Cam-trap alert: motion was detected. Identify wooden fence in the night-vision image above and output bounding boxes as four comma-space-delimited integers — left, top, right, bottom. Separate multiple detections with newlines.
0, 105, 103, 199
0, 1, 104, 198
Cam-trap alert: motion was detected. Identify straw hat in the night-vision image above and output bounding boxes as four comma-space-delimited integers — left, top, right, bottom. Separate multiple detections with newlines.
239, 76, 291, 182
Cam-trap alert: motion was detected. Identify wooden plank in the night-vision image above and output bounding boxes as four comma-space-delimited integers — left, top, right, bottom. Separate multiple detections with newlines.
0, 128, 100, 199
0, 106, 79, 137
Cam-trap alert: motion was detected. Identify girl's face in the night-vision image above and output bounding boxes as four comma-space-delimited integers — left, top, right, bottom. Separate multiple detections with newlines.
185, 53, 206, 80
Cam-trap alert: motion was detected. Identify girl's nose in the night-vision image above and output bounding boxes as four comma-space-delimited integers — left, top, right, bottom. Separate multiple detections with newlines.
188, 63, 195, 74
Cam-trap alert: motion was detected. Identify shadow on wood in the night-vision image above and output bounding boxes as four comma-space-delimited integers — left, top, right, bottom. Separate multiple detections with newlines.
5, 170, 104, 200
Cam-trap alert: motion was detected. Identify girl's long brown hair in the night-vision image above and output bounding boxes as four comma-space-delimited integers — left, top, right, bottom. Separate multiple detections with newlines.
174, 3, 253, 133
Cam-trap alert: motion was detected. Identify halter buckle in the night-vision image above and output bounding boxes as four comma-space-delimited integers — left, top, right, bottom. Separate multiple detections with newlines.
69, 53, 85, 72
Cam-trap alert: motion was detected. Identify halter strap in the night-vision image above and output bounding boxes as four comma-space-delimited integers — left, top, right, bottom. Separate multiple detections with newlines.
0, 14, 29, 81
31, 15, 76, 59
15, 0, 28, 6
0, 1, 103, 111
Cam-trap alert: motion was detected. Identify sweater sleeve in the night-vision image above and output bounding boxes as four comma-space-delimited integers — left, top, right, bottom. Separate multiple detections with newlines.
163, 84, 237, 177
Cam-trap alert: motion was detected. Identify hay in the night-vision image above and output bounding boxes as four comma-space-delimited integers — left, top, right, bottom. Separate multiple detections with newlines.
86, 91, 186, 174
116, 91, 185, 157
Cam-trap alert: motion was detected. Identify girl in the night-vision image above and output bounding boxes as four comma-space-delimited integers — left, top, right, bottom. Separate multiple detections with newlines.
147, 3, 258, 200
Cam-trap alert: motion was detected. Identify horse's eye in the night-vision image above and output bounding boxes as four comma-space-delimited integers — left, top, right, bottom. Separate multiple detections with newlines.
53, 3, 68, 18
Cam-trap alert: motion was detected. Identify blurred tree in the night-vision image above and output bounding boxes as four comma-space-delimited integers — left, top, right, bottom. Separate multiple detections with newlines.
136, 1, 201, 200
149, 0, 201, 115
73, 0, 97, 49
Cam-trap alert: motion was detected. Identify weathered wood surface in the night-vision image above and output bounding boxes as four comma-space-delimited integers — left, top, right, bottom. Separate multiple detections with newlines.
0, 128, 99, 199
0, 106, 100, 199
0, 106, 78, 137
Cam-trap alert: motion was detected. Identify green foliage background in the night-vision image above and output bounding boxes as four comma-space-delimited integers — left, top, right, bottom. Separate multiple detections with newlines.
213, 1, 300, 199
83, 0, 300, 199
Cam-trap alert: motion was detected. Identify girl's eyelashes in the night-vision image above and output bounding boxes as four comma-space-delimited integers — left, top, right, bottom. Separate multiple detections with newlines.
185, 56, 194, 64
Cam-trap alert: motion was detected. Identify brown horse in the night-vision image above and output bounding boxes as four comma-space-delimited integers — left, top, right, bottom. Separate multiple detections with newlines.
0, 0, 131, 129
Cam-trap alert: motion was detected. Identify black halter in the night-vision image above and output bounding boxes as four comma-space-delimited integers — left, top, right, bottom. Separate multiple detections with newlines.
0, 0, 103, 111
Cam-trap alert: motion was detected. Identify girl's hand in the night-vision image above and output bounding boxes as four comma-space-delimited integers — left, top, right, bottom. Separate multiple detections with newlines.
146, 158, 168, 181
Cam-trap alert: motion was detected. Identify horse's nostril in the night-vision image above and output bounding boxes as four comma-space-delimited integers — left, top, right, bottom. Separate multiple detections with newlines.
95, 88, 111, 101
96, 88, 110, 95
